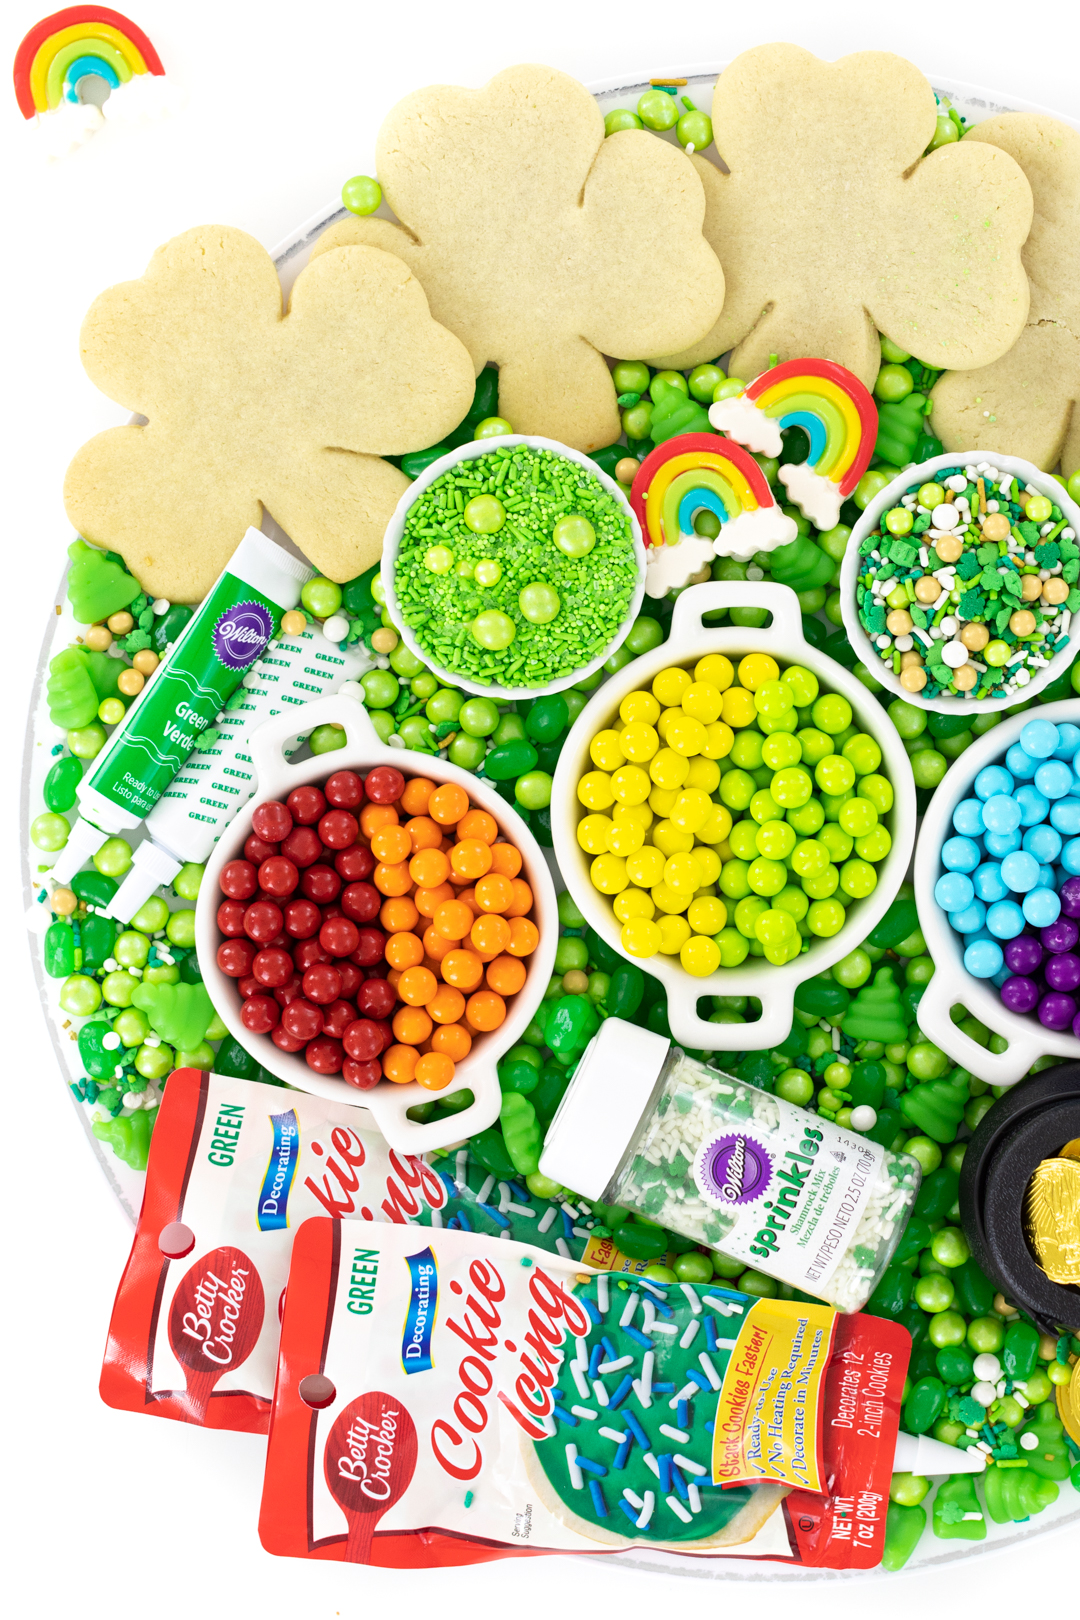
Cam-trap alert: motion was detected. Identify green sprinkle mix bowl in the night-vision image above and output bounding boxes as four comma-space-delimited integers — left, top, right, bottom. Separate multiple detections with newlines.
841, 451, 1080, 716
551, 581, 917, 1052
380, 435, 646, 701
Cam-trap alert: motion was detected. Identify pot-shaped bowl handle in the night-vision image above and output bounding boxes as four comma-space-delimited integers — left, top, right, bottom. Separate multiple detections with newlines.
669, 580, 806, 643
664, 972, 796, 1055
361, 1056, 503, 1153
247, 693, 382, 803
915, 967, 1044, 1087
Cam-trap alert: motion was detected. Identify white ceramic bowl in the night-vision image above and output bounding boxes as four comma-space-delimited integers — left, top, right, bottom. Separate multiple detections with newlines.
841, 451, 1080, 715
550, 581, 917, 1051
915, 697, 1080, 1085
380, 434, 646, 701
195, 693, 558, 1151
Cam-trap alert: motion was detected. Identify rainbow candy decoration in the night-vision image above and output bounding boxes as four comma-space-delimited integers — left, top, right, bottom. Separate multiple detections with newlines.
13, 7, 164, 118
629, 433, 799, 597
709, 359, 878, 532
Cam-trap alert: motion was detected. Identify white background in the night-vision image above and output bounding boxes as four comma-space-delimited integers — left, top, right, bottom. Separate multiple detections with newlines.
2, 0, 1076, 1614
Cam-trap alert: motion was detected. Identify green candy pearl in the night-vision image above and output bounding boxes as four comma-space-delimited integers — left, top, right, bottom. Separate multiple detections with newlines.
471, 610, 516, 650
341, 174, 382, 215
518, 583, 560, 624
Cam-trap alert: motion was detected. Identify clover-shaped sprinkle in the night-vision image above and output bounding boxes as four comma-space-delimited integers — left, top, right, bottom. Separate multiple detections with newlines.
931, 115, 1080, 480
652, 45, 1033, 391
312, 64, 725, 453
64, 226, 476, 601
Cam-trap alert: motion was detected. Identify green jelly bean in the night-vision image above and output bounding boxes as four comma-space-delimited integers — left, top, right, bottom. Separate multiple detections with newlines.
611, 1220, 669, 1261
544, 994, 600, 1055
865, 1107, 903, 1149
65, 539, 140, 624
80, 913, 118, 972
984, 1466, 1058, 1524
92, 1106, 158, 1171
152, 602, 193, 654
212, 1036, 258, 1081
904, 1376, 946, 1435
793, 975, 850, 1018
1003, 1320, 1040, 1382
585, 926, 625, 976
866, 1262, 913, 1320
485, 740, 538, 781
882, 1500, 926, 1570
953, 1258, 996, 1318
867, 897, 920, 951
914, 1166, 959, 1221
524, 693, 569, 744
607, 963, 645, 1020
935, 1345, 974, 1386
79, 1019, 121, 1081
846, 1059, 887, 1109
932, 1474, 985, 1540
70, 870, 117, 909
532, 1064, 572, 1128
43, 754, 83, 813
44, 920, 76, 978
499, 1091, 542, 1175
468, 1127, 518, 1179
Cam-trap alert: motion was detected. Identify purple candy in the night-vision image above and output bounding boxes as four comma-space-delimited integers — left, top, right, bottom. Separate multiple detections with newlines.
1045, 952, 1080, 994
1060, 875, 1080, 918
1038, 991, 1078, 1031
1004, 935, 1044, 976
1001, 975, 1041, 1014
1041, 917, 1079, 954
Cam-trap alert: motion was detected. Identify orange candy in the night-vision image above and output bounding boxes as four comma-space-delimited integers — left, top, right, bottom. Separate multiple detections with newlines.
409, 847, 450, 889
400, 778, 435, 817
382, 1044, 419, 1084
398, 966, 438, 1007
415, 1051, 455, 1091
486, 954, 526, 996
457, 809, 498, 845
431, 1022, 472, 1061
428, 783, 470, 826
428, 984, 466, 1025
434, 899, 474, 940
393, 1005, 432, 1046
474, 872, 513, 914
457, 888, 482, 916
387, 967, 403, 992
422, 956, 444, 977
380, 897, 419, 934
450, 838, 493, 880
360, 803, 399, 840
371, 823, 412, 864
470, 913, 511, 957
405, 815, 443, 851
374, 860, 413, 897
503, 878, 534, 918
440, 949, 484, 991
465, 990, 507, 1033
507, 916, 540, 957
414, 882, 454, 918
421, 925, 455, 962
488, 842, 523, 879
385, 931, 425, 970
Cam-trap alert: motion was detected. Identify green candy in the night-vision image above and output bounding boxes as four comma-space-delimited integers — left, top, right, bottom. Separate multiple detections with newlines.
952, 1258, 996, 1318
935, 1345, 974, 1386
80, 912, 118, 973
43, 920, 76, 979
498, 1057, 539, 1095
841, 965, 908, 1042
71, 869, 117, 909
873, 394, 927, 469
79, 1019, 121, 1081
768, 537, 835, 594
43, 754, 83, 813
532, 1064, 572, 1128
152, 602, 194, 654
484, 740, 538, 781
866, 1106, 904, 1149
904, 1375, 946, 1435
1002, 1320, 1040, 1382
881, 1501, 926, 1571
984, 1465, 1058, 1524
892, 1216, 933, 1265
868, 897, 920, 950
610, 1220, 669, 1261
607, 963, 645, 1020
544, 994, 600, 1055
866, 1261, 913, 1319
932, 1474, 985, 1540
914, 1167, 959, 1222
585, 926, 625, 976
131, 979, 215, 1051
84, 648, 124, 703
213, 1036, 258, 1080
1016, 1411, 1071, 1480
846, 1059, 887, 1109
900, 1069, 969, 1143
65, 539, 140, 624
92, 1106, 158, 1171
499, 1092, 542, 1175
46, 647, 100, 730
467, 1127, 518, 1179
793, 975, 850, 1018
524, 693, 568, 743
648, 380, 712, 444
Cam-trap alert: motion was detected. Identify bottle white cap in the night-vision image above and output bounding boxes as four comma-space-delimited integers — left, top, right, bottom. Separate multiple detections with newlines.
539, 1017, 670, 1201
49, 816, 111, 885
107, 840, 183, 922
892, 1430, 985, 1475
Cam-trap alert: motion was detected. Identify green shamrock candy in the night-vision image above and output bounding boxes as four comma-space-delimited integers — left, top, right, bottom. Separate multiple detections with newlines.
47, 647, 99, 729
841, 965, 909, 1043
131, 979, 215, 1052
66, 539, 140, 624
92, 1107, 158, 1171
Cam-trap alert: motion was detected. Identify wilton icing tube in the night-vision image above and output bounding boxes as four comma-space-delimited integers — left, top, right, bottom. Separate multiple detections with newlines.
105, 627, 373, 921
52, 529, 312, 887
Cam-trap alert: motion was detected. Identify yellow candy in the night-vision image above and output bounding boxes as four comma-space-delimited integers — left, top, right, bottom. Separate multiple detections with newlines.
622, 917, 662, 958
590, 853, 628, 894
665, 714, 708, 758
721, 687, 757, 728
652, 666, 692, 707
738, 653, 779, 691
652, 882, 690, 915
608, 818, 645, 856
626, 846, 666, 888
713, 838, 733, 864
688, 895, 727, 935
614, 888, 655, 923
697, 804, 733, 846
610, 763, 652, 805
648, 785, 678, 818
649, 748, 691, 790
657, 914, 692, 954
652, 819, 695, 857
578, 770, 614, 810
684, 756, 720, 793
680, 934, 721, 977
656, 709, 676, 743
691, 847, 721, 887
664, 852, 700, 893
590, 729, 626, 770
694, 653, 734, 691
620, 721, 659, 763
614, 802, 653, 832
700, 721, 735, 760
669, 788, 711, 834
681, 681, 723, 724
620, 690, 661, 726
577, 813, 613, 854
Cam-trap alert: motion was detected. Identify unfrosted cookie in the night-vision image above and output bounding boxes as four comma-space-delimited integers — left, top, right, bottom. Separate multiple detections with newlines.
931, 115, 1080, 479
651, 45, 1033, 391
64, 226, 475, 601
312, 64, 725, 452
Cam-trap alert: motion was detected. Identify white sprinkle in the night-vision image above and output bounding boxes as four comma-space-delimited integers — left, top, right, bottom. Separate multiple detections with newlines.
477, 1174, 495, 1206
679, 1319, 701, 1351
565, 1443, 583, 1488
560, 1200, 581, 1218
592, 1380, 610, 1408
597, 1273, 609, 1316
666, 1494, 693, 1524
680, 1284, 702, 1316
635, 1490, 655, 1530
632, 1380, 652, 1410
962, 1512, 984, 1522
572, 1225, 590, 1238
623, 1488, 644, 1510
674, 1454, 707, 1477
556, 1238, 570, 1258
704, 1296, 739, 1317
672, 1382, 699, 1407
620, 1292, 638, 1328
599, 1355, 634, 1374
599, 1426, 627, 1445
642, 1453, 660, 1479
431, 1209, 443, 1228
688, 1483, 702, 1514
660, 1424, 690, 1444
538, 1206, 557, 1234
571, 1363, 590, 1400
650, 1322, 677, 1336
637, 1278, 666, 1299
698, 1353, 722, 1391
498, 1181, 511, 1213
832, 1026, 841, 1051
571, 1405, 598, 1421
642, 1351, 654, 1400
507, 1202, 535, 1217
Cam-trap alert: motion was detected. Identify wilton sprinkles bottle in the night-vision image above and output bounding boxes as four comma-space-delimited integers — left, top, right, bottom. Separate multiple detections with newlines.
540, 1019, 920, 1312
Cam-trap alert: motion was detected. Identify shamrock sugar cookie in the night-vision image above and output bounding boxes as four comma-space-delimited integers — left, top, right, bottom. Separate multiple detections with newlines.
650, 45, 1033, 392
930, 115, 1080, 480
64, 227, 475, 601
313, 64, 725, 452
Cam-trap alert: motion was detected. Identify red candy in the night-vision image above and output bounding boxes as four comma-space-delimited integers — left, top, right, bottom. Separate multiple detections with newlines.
252, 801, 293, 843
220, 859, 258, 900
365, 766, 404, 804
217, 899, 248, 937
351, 926, 386, 968
243, 900, 285, 943
217, 938, 257, 977
244, 834, 279, 865
258, 856, 300, 897
336, 845, 375, 882
325, 770, 364, 809
343, 1057, 382, 1090
319, 916, 360, 957
238, 974, 261, 999
341, 881, 380, 922
337, 960, 363, 999
294, 937, 332, 971
318, 809, 358, 849
322, 999, 357, 1039
286, 785, 326, 825
253, 947, 294, 988
273, 973, 304, 1007
282, 825, 322, 867
305, 1035, 344, 1073
241, 994, 281, 1034
271, 1022, 308, 1053
343, 1017, 390, 1061
357, 975, 396, 1020
300, 864, 342, 904
301, 963, 343, 1005
282, 999, 323, 1042
283, 898, 322, 939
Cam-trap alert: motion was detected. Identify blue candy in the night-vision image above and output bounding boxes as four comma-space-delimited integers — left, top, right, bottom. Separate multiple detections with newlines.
953, 799, 985, 837
952, 900, 987, 934
1063, 838, 1080, 877
1016, 784, 1050, 827
986, 899, 1026, 939
1001, 850, 1040, 893
1020, 719, 1059, 759
1051, 799, 1080, 836
1023, 824, 1062, 864
1023, 887, 1061, 928
982, 794, 1022, 835
965, 938, 1004, 978
973, 862, 1008, 903
1052, 724, 1080, 760
1035, 759, 1073, 800
1005, 743, 1039, 781
984, 828, 1022, 858
936, 872, 975, 912
975, 765, 1014, 801
942, 836, 982, 873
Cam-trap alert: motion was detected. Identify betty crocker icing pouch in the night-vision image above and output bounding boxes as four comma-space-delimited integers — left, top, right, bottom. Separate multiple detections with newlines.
100, 1068, 450, 1432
